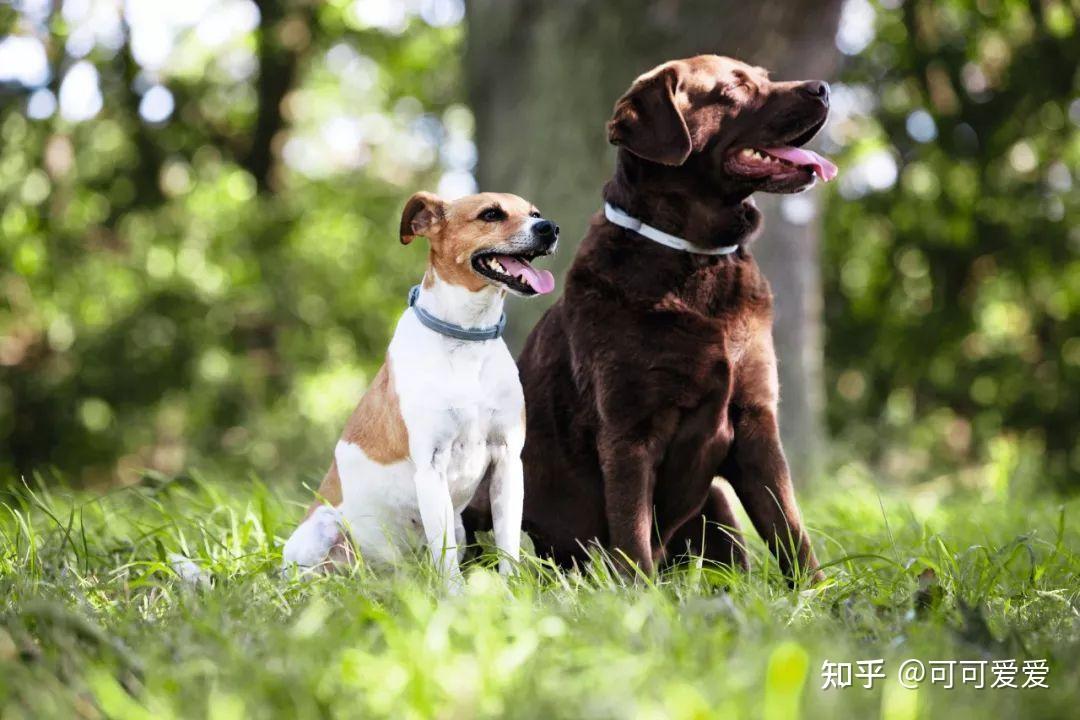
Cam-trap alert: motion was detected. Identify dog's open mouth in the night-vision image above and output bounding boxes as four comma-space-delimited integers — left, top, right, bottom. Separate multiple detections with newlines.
726, 146, 838, 182
472, 251, 556, 295
725, 116, 838, 185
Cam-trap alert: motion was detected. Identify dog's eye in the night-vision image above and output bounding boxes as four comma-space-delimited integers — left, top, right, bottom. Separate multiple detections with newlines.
478, 207, 506, 222
529, 211, 541, 218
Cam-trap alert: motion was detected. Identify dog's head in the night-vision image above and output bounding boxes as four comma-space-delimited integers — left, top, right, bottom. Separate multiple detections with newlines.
400, 191, 558, 296
607, 55, 836, 196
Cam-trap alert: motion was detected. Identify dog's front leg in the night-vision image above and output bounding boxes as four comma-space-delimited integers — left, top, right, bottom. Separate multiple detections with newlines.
414, 452, 464, 588
488, 440, 524, 576
725, 404, 822, 583
598, 438, 656, 576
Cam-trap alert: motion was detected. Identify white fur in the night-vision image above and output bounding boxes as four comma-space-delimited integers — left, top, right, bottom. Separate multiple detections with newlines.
281, 505, 344, 568
283, 270, 526, 583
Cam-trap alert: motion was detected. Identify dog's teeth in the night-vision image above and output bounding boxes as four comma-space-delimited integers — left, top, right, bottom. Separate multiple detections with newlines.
741, 148, 754, 158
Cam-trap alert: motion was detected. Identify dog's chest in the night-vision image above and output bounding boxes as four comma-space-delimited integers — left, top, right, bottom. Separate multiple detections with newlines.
390, 316, 523, 504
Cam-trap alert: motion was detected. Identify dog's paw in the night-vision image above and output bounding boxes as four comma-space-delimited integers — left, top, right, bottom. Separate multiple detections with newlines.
282, 506, 346, 571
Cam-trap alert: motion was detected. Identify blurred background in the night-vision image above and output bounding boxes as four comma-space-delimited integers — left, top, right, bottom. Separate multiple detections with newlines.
0, 0, 1077, 497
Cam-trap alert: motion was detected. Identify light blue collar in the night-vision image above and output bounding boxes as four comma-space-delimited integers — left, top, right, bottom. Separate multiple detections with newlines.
408, 285, 506, 342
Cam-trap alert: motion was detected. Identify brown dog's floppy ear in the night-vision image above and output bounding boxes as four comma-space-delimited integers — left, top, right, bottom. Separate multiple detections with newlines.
607, 65, 691, 166
399, 192, 447, 245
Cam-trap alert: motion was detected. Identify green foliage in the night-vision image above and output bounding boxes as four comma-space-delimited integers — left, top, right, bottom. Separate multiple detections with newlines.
1, 474, 1078, 718
1, 0, 1078, 492
823, 0, 1080, 488
0, 4, 465, 485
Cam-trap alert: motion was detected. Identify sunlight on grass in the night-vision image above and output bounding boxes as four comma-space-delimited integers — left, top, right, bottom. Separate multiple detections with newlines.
0, 474, 1077, 718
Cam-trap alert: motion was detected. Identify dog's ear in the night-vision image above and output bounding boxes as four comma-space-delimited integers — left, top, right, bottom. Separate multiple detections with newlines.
607, 65, 692, 166
399, 192, 447, 245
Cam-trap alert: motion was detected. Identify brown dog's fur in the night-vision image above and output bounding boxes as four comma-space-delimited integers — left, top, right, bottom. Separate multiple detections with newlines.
511, 55, 828, 580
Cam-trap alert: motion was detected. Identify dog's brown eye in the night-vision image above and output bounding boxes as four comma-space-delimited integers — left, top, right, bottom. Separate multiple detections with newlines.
529, 211, 541, 218
478, 207, 506, 222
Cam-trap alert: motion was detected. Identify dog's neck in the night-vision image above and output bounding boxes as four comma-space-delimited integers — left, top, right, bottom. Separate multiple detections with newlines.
603, 152, 762, 251
415, 269, 506, 331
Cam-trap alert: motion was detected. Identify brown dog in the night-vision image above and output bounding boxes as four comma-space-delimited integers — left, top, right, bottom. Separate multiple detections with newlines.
510, 56, 836, 580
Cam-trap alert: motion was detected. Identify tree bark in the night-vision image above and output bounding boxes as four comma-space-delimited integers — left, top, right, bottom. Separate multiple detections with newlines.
467, 0, 844, 481
247, 0, 310, 194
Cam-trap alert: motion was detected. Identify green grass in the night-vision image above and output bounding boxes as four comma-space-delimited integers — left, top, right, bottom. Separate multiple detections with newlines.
1, 471, 1078, 719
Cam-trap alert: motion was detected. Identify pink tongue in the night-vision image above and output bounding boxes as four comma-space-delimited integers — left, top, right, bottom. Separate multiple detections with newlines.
495, 255, 555, 294
761, 146, 838, 181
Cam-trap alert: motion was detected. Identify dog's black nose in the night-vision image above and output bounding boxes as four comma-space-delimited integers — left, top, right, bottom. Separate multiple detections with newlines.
534, 219, 559, 243
802, 80, 830, 102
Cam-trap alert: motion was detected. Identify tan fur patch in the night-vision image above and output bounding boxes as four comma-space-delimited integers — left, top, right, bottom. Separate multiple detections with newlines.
342, 358, 410, 464
303, 460, 342, 519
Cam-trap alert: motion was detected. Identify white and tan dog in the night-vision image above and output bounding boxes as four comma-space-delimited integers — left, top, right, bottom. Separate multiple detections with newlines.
282, 191, 558, 585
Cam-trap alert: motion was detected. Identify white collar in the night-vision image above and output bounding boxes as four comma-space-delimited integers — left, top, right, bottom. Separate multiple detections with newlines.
603, 202, 739, 256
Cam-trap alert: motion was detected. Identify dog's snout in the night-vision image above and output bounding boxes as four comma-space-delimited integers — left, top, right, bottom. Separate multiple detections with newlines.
533, 219, 559, 244
801, 80, 830, 103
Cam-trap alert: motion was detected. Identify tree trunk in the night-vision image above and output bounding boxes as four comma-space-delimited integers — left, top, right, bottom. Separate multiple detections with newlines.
247, 0, 310, 194
466, 0, 843, 482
